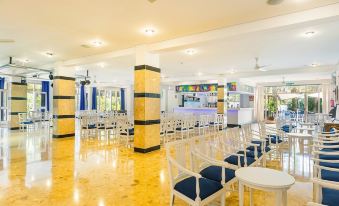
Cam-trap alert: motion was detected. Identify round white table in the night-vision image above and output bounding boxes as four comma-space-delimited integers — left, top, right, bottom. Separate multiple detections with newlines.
235, 167, 295, 206
287, 132, 313, 174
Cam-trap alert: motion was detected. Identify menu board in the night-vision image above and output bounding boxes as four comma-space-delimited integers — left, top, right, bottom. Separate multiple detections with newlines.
176, 84, 217, 92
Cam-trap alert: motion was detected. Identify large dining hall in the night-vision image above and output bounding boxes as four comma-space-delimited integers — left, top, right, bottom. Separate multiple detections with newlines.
1, 1, 339, 206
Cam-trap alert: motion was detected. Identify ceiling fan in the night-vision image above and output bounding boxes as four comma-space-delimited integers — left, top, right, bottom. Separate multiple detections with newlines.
254, 57, 270, 72
76, 70, 91, 85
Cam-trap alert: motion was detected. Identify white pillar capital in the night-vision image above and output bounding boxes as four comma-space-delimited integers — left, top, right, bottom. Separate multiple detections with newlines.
135, 45, 160, 68
53, 62, 75, 77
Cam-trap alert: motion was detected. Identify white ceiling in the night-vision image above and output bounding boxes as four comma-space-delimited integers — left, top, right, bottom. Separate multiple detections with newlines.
1, 1, 339, 86
72, 16, 339, 86
1, 0, 339, 66
159, 17, 339, 82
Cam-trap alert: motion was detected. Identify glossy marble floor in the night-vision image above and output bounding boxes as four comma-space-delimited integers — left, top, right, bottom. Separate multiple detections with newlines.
0, 127, 313, 206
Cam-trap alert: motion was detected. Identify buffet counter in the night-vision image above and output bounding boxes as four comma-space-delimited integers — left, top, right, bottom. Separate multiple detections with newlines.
174, 107, 217, 115
227, 108, 254, 126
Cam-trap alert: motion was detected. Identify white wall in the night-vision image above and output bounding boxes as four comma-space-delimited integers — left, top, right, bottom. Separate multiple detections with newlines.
160, 85, 178, 113
125, 84, 134, 116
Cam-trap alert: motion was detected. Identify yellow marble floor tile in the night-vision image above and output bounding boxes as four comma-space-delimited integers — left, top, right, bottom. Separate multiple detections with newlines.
0, 129, 312, 206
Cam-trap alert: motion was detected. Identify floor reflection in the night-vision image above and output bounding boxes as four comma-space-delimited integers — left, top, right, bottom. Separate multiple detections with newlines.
0, 127, 313, 205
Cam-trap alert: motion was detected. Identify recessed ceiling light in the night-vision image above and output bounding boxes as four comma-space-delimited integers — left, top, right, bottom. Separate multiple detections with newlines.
197, 72, 203, 76
19, 59, 30, 63
91, 39, 104, 47
44, 51, 54, 58
229, 69, 236, 74
185, 49, 197, 56
304, 31, 316, 38
97, 62, 105, 68
143, 28, 156, 36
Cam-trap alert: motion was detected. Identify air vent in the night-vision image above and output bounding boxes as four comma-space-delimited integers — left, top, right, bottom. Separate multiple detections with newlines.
267, 0, 284, 5
81, 44, 91, 48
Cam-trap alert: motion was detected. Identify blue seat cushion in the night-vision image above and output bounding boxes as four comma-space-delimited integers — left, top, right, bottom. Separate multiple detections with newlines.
252, 140, 269, 146
174, 176, 223, 201
321, 148, 339, 152
121, 128, 134, 135
98, 126, 114, 130
224, 155, 255, 167
267, 135, 283, 144
247, 146, 271, 153
321, 170, 339, 182
200, 166, 235, 183
237, 150, 263, 158
320, 162, 339, 169
21, 121, 33, 125
322, 188, 339, 206
83, 124, 96, 129
319, 153, 339, 160
281, 125, 295, 132
324, 141, 339, 146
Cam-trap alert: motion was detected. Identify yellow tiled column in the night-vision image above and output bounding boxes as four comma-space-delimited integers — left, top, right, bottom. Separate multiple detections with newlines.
9, 82, 27, 130
53, 76, 75, 138
217, 84, 227, 115
134, 65, 161, 153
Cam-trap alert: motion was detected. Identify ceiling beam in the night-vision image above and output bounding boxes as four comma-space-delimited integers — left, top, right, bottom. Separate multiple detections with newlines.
149, 3, 339, 52
41, 3, 339, 68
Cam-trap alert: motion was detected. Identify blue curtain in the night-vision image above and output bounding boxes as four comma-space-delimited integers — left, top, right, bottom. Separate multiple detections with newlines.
120, 88, 125, 111
0, 77, 5, 120
0, 77, 4, 89
92, 87, 97, 110
80, 85, 85, 110
41, 81, 50, 111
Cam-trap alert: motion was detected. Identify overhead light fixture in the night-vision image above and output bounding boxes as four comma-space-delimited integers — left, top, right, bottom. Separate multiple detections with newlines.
19, 58, 31, 64
97, 62, 105, 68
185, 49, 197, 56
143, 28, 156, 36
310, 63, 319, 67
304, 31, 316, 38
197, 72, 203, 76
44, 51, 54, 58
90, 39, 104, 47
229, 69, 236, 74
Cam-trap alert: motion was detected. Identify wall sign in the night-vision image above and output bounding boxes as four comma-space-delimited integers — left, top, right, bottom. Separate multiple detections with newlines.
176, 84, 217, 92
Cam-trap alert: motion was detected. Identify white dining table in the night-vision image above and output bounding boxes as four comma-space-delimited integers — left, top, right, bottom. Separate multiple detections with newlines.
235, 167, 295, 206
287, 132, 313, 174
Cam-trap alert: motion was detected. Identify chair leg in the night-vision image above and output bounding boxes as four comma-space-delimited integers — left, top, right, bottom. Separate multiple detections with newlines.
221, 193, 225, 206
170, 193, 175, 206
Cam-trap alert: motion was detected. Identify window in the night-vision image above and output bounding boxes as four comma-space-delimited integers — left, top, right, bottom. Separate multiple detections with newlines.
96, 89, 122, 112
27, 83, 42, 112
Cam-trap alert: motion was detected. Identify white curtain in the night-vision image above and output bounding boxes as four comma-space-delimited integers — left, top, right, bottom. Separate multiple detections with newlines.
322, 83, 331, 114
254, 86, 265, 122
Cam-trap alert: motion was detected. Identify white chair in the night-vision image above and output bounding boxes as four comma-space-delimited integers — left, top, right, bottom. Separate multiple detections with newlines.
312, 135, 339, 206
18, 113, 34, 131
118, 118, 134, 146
80, 116, 97, 138
175, 119, 188, 140
166, 118, 177, 142
166, 139, 227, 206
